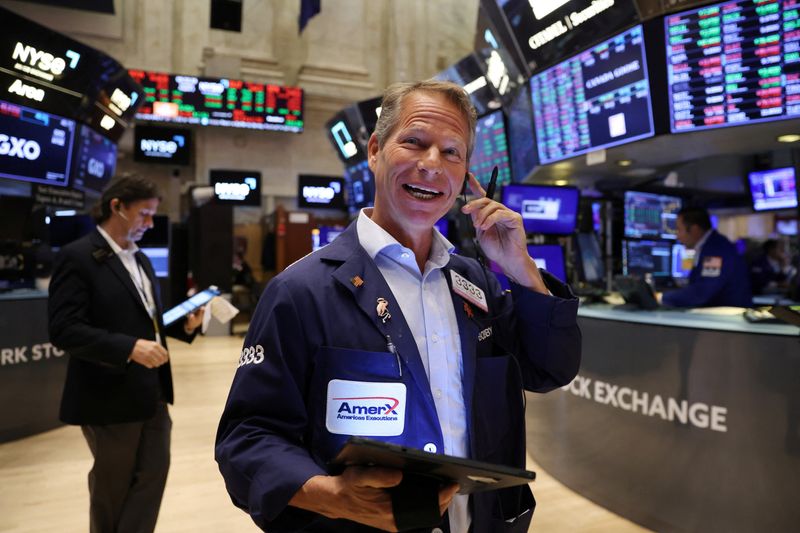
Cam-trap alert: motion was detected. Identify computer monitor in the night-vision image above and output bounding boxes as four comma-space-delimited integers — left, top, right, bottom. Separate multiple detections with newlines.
748, 167, 797, 212
140, 247, 169, 278
312, 225, 345, 252
624, 191, 682, 240
527, 244, 566, 283
575, 233, 605, 284
622, 240, 672, 279
434, 217, 449, 240
501, 184, 580, 235
671, 243, 694, 279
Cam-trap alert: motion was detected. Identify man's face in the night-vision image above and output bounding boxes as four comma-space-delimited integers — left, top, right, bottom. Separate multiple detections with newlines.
118, 197, 159, 244
676, 216, 698, 248
368, 91, 469, 237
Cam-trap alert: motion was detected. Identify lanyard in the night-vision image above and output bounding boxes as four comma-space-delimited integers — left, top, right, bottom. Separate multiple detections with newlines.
126, 255, 161, 341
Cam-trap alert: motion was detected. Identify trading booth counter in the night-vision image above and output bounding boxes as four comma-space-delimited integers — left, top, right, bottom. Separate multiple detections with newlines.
0, 290, 67, 443
526, 304, 800, 532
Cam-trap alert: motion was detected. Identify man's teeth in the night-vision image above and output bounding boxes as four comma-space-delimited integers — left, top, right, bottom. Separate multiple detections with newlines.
403, 184, 443, 200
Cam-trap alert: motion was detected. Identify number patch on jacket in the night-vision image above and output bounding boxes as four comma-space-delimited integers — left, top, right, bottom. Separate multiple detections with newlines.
238, 345, 265, 367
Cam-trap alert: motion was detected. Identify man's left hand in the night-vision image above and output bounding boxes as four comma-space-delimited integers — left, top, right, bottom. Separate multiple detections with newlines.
461, 172, 549, 295
184, 306, 205, 334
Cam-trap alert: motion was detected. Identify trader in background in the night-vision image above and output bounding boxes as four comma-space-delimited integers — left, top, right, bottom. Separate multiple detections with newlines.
749, 239, 797, 295
48, 176, 203, 533
215, 79, 582, 532
662, 207, 752, 307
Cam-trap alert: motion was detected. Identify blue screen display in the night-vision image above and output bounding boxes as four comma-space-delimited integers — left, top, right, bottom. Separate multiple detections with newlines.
671, 243, 694, 279
140, 247, 169, 278
344, 159, 375, 215
748, 167, 797, 212
71, 125, 117, 193
529, 25, 654, 164
434, 217, 449, 239
506, 84, 537, 183
501, 184, 579, 234
312, 225, 346, 252
527, 244, 566, 282
623, 240, 672, 278
624, 191, 683, 240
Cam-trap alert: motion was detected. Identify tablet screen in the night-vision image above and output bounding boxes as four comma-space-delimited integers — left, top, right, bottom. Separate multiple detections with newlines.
162, 287, 219, 327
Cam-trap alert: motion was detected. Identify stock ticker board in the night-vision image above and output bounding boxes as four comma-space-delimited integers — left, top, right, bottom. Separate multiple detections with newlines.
128, 70, 304, 132
666, 0, 800, 132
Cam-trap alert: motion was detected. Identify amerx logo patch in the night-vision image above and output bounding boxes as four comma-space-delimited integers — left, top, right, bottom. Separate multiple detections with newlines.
326, 380, 406, 436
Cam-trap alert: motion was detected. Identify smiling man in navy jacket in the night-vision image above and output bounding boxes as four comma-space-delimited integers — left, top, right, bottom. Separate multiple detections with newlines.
215, 80, 582, 532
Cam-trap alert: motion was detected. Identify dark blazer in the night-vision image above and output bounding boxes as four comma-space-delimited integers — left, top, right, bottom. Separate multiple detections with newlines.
48, 228, 194, 426
216, 222, 582, 532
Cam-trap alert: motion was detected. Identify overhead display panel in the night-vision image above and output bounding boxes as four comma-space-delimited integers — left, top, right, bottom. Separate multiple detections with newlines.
497, 0, 640, 73
665, 0, 800, 132
70, 124, 117, 193
129, 70, 304, 132
530, 24, 655, 164
0, 99, 75, 187
0, 7, 142, 140
435, 54, 501, 116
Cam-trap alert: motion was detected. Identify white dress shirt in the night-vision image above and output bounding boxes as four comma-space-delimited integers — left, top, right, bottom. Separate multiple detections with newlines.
357, 209, 470, 533
96, 225, 160, 344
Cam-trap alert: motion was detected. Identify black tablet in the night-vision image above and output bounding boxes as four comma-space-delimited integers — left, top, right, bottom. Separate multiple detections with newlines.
162, 286, 219, 327
330, 437, 536, 494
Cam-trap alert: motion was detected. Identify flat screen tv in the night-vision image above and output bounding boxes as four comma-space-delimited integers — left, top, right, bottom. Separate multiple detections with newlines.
624, 191, 682, 240
527, 244, 566, 282
134, 125, 192, 166
575, 232, 605, 283
210, 170, 261, 206
622, 239, 672, 278
748, 167, 797, 212
71, 125, 117, 193
0, 99, 75, 187
666, 0, 800, 132
140, 247, 169, 278
498, 0, 640, 74
529, 24, 655, 164
129, 70, 303, 133
501, 184, 580, 234
471, 110, 512, 189
506, 84, 537, 183
297, 175, 346, 210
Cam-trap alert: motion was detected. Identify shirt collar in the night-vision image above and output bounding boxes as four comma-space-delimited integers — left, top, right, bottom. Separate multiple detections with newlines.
356, 208, 455, 269
694, 229, 713, 254
96, 225, 139, 256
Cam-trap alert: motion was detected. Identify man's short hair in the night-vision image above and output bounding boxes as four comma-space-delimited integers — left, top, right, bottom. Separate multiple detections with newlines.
93, 175, 161, 223
678, 207, 712, 231
373, 79, 478, 161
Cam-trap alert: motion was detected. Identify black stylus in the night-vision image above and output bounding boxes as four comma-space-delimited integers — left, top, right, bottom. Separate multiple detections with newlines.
485, 166, 499, 201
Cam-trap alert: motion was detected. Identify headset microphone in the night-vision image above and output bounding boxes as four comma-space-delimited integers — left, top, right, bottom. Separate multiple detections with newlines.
116, 205, 130, 221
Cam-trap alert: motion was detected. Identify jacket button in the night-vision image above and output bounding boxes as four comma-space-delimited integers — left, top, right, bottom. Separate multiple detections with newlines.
424, 443, 437, 453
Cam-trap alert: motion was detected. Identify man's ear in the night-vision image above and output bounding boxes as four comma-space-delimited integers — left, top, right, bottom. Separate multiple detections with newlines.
367, 133, 379, 172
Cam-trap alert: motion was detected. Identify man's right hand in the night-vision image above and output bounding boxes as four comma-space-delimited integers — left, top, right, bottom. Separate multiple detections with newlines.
289, 467, 459, 531
129, 339, 169, 368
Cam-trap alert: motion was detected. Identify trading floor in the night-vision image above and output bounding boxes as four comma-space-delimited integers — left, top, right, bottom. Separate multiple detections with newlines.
0, 335, 647, 533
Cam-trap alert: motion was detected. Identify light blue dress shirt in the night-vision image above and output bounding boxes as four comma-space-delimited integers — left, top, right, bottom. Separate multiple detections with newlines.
357, 209, 470, 533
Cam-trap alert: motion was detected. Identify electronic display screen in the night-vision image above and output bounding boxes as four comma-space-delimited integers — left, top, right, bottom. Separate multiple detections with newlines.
624, 191, 683, 239
623, 239, 672, 277
530, 25, 655, 164
129, 70, 303, 132
344, 159, 375, 215
312, 225, 346, 252
134, 125, 191, 166
506, 84, 538, 183
472, 111, 512, 189
665, 0, 800, 132
435, 54, 499, 117
576, 232, 606, 283
209, 169, 261, 206
48, 213, 94, 248
138, 214, 169, 247
140, 247, 169, 278
434, 217, 449, 239
748, 166, 797, 211
501, 184, 580, 234
356, 96, 382, 137
71, 125, 117, 193
671, 242, 695, 278
776, 217, 798, 235
297, 175, 346, 210
527, 244, 567, 282
326, 107, 367, 163
0, 99, 75, 186
498, 0, 640, 74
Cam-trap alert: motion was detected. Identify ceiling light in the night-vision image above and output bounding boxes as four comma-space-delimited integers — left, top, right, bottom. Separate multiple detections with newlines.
617, 159, 633, 167
777, 134, 800, 143
554, 179, 568, 186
